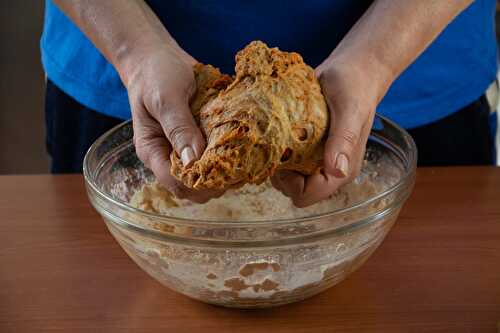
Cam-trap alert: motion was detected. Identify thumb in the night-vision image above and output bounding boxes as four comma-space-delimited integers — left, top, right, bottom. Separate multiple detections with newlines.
159, 98, 206, 167
324, 108, 367, 179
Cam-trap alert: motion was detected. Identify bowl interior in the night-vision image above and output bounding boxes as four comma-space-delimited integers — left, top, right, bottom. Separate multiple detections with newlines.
84, 115, 416, 224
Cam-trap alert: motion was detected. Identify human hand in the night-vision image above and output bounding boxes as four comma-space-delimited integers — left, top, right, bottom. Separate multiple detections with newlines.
272, 59, 387, 207
122, 44, 223, 202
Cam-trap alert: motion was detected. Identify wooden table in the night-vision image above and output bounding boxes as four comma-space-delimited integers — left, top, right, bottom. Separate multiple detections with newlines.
1, 168, 500, 333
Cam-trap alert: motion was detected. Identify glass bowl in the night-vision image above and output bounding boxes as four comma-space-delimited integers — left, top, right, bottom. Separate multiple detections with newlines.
83, 114, 416, 308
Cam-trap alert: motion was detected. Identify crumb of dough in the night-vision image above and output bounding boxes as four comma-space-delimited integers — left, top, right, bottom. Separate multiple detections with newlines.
129, 182, 178, 214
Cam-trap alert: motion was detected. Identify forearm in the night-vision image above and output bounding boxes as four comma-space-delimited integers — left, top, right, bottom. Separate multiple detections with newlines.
52, 0, 194, 85
325, 0, 473, 103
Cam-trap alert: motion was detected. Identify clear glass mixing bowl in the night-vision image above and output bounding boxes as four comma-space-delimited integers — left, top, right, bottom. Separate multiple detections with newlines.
83, 115, 416, 308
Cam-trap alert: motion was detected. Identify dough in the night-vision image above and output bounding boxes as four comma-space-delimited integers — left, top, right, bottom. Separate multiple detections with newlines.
170, 41, 329, 190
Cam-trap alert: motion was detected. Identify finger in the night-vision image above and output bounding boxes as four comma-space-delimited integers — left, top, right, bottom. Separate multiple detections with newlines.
132, 106, 184, 196
323, 100, 368, 179
132, 104, 171, 171
272, 170, 345, 208
271, 171, 305, 199
350, 119, 373, 178
155, 96, 206, 168
132, 106, 221, 203
270, 174, 288, 196
292, 172, 344, 208
294, 171, 344, 207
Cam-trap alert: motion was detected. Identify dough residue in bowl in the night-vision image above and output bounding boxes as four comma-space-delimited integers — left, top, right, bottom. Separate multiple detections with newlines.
129, 167, 391, 221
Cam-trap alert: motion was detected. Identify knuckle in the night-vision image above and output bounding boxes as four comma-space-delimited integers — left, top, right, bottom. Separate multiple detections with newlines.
318, 66, 336, 85
149, 90, 169, 116
131, 95, 144, 110
134, 135, 170, 169
164, 123, 191, 148
338, 128, 359, 148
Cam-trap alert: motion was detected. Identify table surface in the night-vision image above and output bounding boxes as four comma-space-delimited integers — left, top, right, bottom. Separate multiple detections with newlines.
1, 167, 500, 333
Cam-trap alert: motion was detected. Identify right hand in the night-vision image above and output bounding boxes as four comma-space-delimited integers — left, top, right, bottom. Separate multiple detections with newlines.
122, 44, 222, 203
271, 58, 384, 207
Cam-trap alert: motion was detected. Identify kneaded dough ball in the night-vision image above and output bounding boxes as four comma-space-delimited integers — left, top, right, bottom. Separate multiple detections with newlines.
170, 41, 329, 190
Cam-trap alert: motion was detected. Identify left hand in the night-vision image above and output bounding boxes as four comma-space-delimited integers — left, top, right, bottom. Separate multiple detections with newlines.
123, 43, 223, 203
271, 59, 384, 207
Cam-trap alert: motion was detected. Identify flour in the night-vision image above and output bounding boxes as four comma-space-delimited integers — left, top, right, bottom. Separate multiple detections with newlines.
130, 169, 388, 221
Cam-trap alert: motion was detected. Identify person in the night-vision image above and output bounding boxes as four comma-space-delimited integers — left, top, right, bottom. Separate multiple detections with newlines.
41, 0, 498, 207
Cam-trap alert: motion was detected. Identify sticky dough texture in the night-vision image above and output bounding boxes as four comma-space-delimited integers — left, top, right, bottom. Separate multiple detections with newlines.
170, 41, 329, 190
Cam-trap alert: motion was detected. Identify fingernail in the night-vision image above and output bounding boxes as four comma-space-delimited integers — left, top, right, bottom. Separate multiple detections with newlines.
181, 146, 196, 167
335, 153, 349, 178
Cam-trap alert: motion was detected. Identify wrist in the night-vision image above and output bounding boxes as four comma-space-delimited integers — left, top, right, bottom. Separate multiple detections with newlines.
319, 50, 396, 105
115, 36, 194, 89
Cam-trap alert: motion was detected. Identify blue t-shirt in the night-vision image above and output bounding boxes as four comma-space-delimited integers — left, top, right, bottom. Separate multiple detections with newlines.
41, 0, 498, 129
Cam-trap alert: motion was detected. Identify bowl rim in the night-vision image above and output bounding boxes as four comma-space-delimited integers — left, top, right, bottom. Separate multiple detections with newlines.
83, 114, 417, 226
